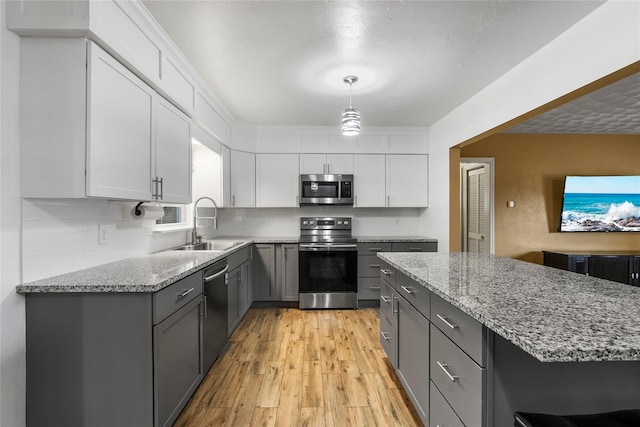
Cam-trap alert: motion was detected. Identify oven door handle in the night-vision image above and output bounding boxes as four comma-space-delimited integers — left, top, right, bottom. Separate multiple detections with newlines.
299, 244, 358, 252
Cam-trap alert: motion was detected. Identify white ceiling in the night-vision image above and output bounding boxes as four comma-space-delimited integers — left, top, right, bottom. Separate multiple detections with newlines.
143, 0, 606, 128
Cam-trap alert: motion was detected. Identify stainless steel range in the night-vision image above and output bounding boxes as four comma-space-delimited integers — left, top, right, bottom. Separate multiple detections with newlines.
298, 217, 358, 309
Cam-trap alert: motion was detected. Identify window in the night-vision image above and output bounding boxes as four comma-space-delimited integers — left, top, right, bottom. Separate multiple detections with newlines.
154, 204, 191, 231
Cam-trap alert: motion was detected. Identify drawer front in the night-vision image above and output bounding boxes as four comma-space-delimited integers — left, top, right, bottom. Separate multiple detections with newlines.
228, 245, 251, 270
430, 381, 465, 427
431, 325, 484, 427
358, 255, 384, 278
396, 271, 430, 319
379, 279, 396, 326
379, 314, 397, 367
392, 242, 437, 252
431, 293, 485, 366
379, 259, 395, 287
153, 271, 203, 325
358, 277, 382, 300
357, 242, 392, 254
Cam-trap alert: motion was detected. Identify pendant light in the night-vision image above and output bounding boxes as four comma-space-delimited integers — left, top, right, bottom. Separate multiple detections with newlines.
341, 75, 360, 136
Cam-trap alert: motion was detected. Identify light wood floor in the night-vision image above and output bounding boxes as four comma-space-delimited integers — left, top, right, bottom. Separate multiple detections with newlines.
174, 308, 423, 427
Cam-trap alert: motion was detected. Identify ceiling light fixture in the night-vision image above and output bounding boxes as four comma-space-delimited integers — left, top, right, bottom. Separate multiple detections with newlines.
341, 75, 360, 136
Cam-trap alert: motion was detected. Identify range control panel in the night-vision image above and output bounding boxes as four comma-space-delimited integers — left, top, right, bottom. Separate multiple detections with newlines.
300, 217, 352, 230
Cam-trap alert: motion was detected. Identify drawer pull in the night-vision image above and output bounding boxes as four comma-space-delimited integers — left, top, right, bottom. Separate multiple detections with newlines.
369, 264, 381, 268
436, 314, 458, 330
368, 286, 381, 290
400, 285, 415, 295
380, 269, 392, 275
380, 296, 391, 304
437, 361, 458, 382
178, 287, 195, 298
380, 331, 392, 341
369, 247, 383, 251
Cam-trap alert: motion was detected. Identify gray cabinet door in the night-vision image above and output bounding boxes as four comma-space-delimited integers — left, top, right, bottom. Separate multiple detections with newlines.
279, 244, 299, 301
228, 267, 240, 335
238, 261, 251, 317
154, 296, 203, 427
396, 296, 430, 425
253, 244, 277, 301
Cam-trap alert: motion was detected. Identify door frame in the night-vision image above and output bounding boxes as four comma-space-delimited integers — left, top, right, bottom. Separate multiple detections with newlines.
460, 158, 495, 254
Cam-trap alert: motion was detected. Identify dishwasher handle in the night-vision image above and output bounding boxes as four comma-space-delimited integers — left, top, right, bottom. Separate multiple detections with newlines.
204, 265, 229, 282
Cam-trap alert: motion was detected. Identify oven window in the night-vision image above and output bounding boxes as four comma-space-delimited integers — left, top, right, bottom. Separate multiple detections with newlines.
301, 181, 339, 199
299, 251, 357, 293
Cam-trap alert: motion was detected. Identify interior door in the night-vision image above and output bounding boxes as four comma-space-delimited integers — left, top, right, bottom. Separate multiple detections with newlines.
464, 164, 491, 254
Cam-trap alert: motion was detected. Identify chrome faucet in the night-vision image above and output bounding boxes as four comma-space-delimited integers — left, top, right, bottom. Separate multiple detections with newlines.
192, 196, 218, 244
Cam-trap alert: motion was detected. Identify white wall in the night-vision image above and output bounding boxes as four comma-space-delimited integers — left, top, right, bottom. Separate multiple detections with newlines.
21, 199, 188, 282
424, 0, 640, 251
0, 2, 25, 425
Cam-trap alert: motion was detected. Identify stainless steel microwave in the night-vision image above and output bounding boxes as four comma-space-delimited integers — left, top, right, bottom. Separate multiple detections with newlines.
299, 174, 354, 205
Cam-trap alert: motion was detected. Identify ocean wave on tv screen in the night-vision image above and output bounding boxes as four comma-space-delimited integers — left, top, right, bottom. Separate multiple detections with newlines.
606, 201, 640, 221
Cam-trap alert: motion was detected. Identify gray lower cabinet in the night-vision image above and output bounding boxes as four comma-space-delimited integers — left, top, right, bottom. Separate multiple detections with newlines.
396, 295, 430, 425
253, 244, 277, 301
228, 246, 253, 335
252, 243, 298, 302
430, 382, 465, 427
25, 271, 204, 427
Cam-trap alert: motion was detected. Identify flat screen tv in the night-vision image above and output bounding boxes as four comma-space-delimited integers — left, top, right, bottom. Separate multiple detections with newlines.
559, 175, 640, 232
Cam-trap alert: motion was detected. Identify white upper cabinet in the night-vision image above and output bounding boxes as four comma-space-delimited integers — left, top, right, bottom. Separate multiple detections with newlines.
386, 155, 428, 207
86, 42, 154, 200
21, 38, 191, 202
154, 98, 191, 203
256, 154, 299, 207
353, 154, 429, 208
299, 154, 353, 174
353, 155, 386, 207
230, 150, 256, 208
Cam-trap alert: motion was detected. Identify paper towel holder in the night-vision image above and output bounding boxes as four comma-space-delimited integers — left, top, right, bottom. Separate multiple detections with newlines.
134, 202, 145, 217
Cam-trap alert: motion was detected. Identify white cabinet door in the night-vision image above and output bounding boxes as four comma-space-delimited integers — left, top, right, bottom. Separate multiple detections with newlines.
327, 154, 354, 174
87, 42, 154, 200
256, 154, 299, 207
155, 98, 191, 203
221, 144, 231, 207
387, 155, 428, 207
353, 155, 386, 207
299, 154, 326, 174
230, 150, 256, 207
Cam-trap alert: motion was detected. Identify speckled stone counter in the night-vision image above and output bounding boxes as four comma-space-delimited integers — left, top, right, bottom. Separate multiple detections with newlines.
356, 236, 437, 242
378, 252, 640, 362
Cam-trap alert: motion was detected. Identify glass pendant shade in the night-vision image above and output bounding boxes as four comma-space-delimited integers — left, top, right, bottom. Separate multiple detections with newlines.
341, 108, 360, 136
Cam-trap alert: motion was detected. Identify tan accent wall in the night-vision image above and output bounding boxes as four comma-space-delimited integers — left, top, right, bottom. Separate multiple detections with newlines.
459, 133, 640, 264
449, 147, 462, 251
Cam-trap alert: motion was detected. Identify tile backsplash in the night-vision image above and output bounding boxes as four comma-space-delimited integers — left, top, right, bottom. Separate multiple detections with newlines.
22, 199, 188, 282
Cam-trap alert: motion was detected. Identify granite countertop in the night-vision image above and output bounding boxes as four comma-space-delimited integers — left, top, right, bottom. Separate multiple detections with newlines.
378, 252, 640, 363
356, 236, 437, 242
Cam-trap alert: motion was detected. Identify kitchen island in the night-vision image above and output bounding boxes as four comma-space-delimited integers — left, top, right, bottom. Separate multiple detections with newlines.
378, 252, 640, 426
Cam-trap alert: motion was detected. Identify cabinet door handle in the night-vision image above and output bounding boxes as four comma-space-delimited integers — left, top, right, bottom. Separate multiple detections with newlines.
327, 164, 330, 174
380, 331, 392, 341
393, 295, 398, 314
368, 286, 381, 291
436, 314, 458, 330
387, 195, 390, 206
203, 296, 207, 319
178, 287, 195, 298
232, 195, 236, 206
380, 269, 392, 275
152, 177, 158, 199
380, 296, 391, 304
369, 247, 383, 252
158, 177, 163, 200
400, 285, 415, 295
437, 361, 458, 382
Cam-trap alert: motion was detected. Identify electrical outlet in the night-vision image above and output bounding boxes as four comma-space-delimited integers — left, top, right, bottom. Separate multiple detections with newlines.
98, 224, 115, 245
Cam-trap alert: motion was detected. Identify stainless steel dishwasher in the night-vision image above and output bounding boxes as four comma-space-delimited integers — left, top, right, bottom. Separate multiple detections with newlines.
202, 259, 228, 373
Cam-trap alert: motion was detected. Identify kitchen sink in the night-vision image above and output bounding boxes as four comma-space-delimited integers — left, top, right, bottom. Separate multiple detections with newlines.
175, 240, 243, 251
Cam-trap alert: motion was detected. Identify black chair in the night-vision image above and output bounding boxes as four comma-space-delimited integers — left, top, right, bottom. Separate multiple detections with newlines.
514, 409, 640, 427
